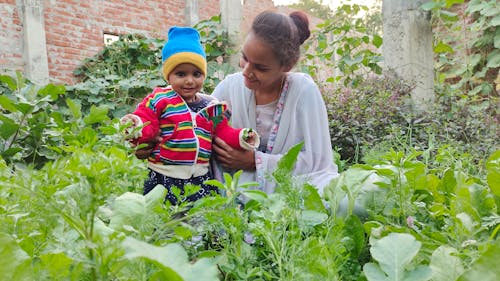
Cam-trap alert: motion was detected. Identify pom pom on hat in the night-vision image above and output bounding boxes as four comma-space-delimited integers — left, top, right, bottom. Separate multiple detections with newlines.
161, 26, 207, 80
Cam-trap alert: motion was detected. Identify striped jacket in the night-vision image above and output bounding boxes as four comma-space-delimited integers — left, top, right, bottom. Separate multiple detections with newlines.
125, 86, 256, 179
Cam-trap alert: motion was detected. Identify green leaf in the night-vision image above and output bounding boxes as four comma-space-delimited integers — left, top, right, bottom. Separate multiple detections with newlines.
363, 263, 387, 281
486, 49, 500, 68
272, 142, 303, 184
420, 1, 440, 11
343, 55, 363, 66
302, 183, 326, 213
40, 252, 74, 280
145, 184, 167, 209
0, 75, 17, 90
457, 240, 500, 281
343, 214, 365, 257
440, 10, 458, 20
364, 233, 431, 281
122, 237, 219, 281
494, 27, 500, 48
373, 34, 383, 48
1, 147, 23, 158
277, 142, 303, 174
203, 179, 225, 190
0, 115, 19, 139
467, 1, 487, 13
485, 150, 500, 196
430, 246, 464, 281
441, 168, 457, 195
445, 0, 464, 7
83, 105, 109, 125
0, 233, 32, 281
108, 191, 147, 232
242, 189, 268, 202
38, 83, 66, 101
434, 41, 454, 53
66, 98, 82, 119
13, 102, 34, 115
298, 210, 328, 228
404, 162, 427, 190
0, 96, 18, 112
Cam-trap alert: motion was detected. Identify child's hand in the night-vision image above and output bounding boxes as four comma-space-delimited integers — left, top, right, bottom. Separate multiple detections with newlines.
121, 114, 141, 127
244, 131, 257, 146
120, 114, 143, 139
134, 130, 162, 159
240, 129, 260, 150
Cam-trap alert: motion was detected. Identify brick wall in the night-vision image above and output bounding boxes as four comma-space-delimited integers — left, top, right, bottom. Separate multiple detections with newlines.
43, 0, 220, 84
242, 0, 277, 34
0, 0, 24, 75
0, 0, 297, 85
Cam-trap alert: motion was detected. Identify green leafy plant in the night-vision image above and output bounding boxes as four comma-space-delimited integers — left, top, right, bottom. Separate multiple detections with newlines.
195, 15, 236, 94
301, 2, 383, 88
420, 0, 499, 160
363, 233, 432, 281
323, 70, 414, 163
0, 72, 66, 165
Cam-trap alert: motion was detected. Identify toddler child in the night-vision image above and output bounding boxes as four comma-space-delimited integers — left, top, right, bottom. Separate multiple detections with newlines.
121, 26, 259, 205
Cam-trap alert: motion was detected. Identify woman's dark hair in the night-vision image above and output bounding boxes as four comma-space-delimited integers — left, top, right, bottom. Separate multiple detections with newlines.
250, 10, 311, 68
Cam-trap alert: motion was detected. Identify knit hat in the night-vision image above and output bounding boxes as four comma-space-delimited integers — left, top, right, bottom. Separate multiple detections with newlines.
161, 26, 207, 81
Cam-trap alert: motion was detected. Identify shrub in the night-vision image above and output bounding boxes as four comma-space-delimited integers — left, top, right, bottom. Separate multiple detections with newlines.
324, 70, 414, 163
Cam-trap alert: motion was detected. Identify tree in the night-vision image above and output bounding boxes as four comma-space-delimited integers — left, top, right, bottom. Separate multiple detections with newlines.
289, 0, 333, 19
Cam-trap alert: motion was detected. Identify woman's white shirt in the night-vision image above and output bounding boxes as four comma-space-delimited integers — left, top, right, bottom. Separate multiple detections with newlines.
212, 72, 338, 195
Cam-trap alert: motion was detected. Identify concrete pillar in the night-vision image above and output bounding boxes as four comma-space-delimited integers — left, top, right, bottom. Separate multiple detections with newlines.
220, 0, 242, 68
185, 0, 199, 26
382, 0, 434, 111
22, 0, 49, 85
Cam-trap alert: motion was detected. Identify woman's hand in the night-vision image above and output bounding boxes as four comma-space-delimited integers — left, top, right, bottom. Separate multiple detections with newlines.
213, 137, 256, 171
134, 130, 162, 159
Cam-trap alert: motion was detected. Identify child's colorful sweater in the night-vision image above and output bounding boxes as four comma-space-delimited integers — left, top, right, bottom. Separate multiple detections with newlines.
122, 86, 259, 179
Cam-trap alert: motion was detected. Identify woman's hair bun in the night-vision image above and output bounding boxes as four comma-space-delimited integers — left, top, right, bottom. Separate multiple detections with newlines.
289, 11, 310, 44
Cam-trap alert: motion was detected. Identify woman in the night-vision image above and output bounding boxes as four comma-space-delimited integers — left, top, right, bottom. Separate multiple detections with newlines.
211, 10, 338, 195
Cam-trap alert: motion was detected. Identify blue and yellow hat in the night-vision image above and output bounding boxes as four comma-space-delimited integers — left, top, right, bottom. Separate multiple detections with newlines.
161, 26, 207, 81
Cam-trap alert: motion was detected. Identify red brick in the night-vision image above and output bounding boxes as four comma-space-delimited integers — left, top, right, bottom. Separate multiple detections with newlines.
2, 0, 286, 84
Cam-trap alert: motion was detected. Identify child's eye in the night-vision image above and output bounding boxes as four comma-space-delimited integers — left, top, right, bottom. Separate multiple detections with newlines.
193, 71, 203, 78
175, 71, 186, 77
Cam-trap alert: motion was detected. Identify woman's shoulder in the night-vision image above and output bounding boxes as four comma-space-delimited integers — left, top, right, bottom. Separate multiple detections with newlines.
221, 72, 244, 84
287, 72, 320, 96
213, 72, 245, 99
287, 72, 315, 85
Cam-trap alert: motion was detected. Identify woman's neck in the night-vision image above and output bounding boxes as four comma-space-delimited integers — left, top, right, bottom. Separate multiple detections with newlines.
254, 75, 286, 105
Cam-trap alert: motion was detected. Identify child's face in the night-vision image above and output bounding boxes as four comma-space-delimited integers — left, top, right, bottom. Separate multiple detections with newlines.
167, 63, 205, 102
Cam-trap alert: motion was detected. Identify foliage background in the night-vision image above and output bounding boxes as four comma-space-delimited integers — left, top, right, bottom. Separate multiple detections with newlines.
0, 2, 499, 281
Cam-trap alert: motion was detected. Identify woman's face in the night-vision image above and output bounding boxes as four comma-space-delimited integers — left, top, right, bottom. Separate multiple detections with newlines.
240, 32, 289, 92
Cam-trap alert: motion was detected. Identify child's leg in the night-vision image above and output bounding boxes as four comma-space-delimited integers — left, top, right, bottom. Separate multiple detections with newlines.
183, 172, 219, 202
143, 169, 180, 205
143, 169, 160, 195
144, 169, 219, 204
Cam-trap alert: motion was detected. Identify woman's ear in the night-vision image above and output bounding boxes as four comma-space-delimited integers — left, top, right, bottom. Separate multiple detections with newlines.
282, 64, 293, 73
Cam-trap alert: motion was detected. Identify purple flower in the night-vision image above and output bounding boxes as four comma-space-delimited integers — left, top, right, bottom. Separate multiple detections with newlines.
406, 216, 415, 228
244, 231, 255, 244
